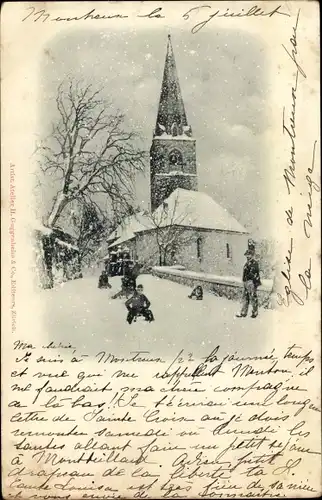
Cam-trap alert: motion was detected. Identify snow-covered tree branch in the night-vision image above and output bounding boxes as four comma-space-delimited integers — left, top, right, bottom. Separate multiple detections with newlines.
37, 78, 146, 228
142, 192, 196, 266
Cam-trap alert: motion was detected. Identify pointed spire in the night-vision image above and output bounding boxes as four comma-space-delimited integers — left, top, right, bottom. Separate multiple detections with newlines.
154, 35, 191, 137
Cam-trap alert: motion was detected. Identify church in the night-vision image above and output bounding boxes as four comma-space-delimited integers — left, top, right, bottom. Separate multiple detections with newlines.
107, 35, 249, 277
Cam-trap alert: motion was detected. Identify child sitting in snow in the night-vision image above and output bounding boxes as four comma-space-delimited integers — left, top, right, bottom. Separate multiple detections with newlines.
125, 284, 154, 324
188, 285, 203, 300
98, 270, 112, 289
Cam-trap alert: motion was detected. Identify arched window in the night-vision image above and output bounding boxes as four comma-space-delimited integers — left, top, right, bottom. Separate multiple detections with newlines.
171, 123, 179, 136
169, 149, 183, 171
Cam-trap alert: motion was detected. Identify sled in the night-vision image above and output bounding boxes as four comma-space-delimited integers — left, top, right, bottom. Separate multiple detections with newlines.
132, 314, 146, 323
132, 311, 155, 323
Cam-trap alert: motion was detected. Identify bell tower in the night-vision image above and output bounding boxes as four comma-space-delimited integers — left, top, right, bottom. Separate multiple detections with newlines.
150, 35, 198, 211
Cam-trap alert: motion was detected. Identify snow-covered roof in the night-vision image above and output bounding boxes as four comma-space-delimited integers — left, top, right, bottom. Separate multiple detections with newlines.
108, 213, 150, 248
33, 221, 79, 250
108, 189, 247, 248
33, 222, 53, 236
107, 213, 144, 242
54, 223, 79, 240
107, 228, 119, 242
139, 188, 248, 234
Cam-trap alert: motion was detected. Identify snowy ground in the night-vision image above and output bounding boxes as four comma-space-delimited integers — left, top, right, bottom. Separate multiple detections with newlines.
41, 273, 278, 359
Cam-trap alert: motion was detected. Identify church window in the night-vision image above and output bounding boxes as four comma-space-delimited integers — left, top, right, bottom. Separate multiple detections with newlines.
169, 149, 183, 171
197, 236, 203, 262
171, 122, 182, 136
226, 243, 231, 259
171, 123, 178, 136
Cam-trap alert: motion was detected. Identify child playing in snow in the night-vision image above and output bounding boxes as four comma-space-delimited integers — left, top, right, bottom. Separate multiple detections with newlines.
125, 284, 154, 324
98, 270, 112, 289
188, 285, 203, 300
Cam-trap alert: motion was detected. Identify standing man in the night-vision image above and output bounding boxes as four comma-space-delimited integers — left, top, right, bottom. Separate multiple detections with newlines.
236, 249, 261, 318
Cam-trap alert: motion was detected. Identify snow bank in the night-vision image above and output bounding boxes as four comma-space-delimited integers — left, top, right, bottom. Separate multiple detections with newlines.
153, 266, 273, 292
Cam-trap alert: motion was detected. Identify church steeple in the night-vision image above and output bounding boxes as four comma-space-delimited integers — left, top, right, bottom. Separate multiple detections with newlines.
150, 35, 197, 211
154, 35, 192, 138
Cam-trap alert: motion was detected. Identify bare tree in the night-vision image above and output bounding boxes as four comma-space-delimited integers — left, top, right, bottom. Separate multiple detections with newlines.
37, 78, 146, 228
142, 192, 196, 266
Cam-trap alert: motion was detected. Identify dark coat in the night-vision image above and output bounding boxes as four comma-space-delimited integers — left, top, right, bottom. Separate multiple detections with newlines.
242, 259, 261, 287
131, 263, 142, 279
98, 271, 111, 289
122, 275, 136, 291
125, 292, 150, 311
189, 286, 203, 300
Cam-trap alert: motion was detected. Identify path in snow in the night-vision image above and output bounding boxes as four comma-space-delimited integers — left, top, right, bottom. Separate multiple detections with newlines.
41, 273, 277, 359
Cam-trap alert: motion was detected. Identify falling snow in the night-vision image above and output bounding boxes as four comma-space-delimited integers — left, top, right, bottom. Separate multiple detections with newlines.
42, 273, 276, 358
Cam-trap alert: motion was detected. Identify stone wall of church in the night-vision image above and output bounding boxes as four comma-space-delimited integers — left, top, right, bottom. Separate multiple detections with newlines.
135, 232, 161, 266
124, 239, 138, 262
174, 229, 249, 277
134, 228, 249, 278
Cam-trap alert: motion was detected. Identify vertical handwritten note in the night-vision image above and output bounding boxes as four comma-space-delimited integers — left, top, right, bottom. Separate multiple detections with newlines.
276, 8, 320, 309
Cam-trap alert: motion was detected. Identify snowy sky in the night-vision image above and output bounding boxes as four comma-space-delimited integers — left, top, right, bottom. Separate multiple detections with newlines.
38, 27, 272, 236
